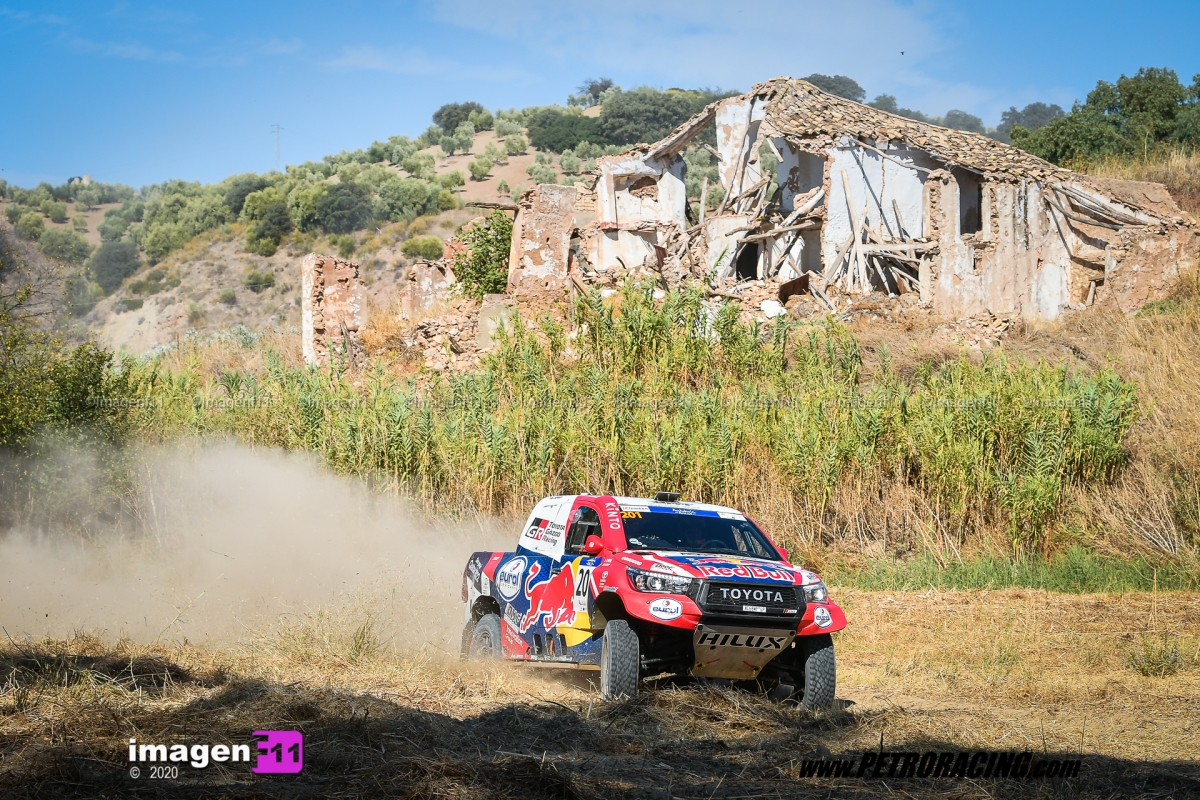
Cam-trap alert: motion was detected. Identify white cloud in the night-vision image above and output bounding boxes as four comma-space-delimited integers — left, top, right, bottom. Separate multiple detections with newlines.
422, 0, 1021, 121
65, 35, 184, 62
262, 36, 304, 56
320, 44, 527, 82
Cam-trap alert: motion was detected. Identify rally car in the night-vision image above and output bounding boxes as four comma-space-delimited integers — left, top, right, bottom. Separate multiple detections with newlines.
461, 493, 846, 707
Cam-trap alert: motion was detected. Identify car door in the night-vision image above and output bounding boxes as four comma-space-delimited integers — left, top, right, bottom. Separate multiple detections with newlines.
547, 504, 604, 656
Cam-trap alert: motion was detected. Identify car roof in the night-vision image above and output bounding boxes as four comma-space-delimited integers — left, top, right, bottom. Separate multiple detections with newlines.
557, 494, 745, 516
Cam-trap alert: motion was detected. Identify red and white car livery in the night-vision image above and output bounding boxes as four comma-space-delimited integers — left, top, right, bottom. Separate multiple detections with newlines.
462, 493, 845, 705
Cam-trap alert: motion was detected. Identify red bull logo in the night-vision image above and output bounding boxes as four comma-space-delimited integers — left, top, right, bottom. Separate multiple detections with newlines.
683, 556, 794, 582
521, 564, 576, 633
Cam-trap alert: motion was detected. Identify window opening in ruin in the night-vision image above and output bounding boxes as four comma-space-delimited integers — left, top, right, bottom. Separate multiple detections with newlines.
735, 244, 760, 281
953, 167, 982, 235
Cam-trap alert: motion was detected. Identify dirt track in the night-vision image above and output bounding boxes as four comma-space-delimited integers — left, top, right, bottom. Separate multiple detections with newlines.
2, 589, 1198, 799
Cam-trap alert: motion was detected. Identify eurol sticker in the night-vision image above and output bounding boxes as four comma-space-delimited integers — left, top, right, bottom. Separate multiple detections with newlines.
496, 557, 526, 601
813, 606, 832, 628
648, 597, 683, 621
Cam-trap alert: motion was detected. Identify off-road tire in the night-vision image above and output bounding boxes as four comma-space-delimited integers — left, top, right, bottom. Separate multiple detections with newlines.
469, 614, 502, 660
798, 633, 836, 711
460, 618, 477, 660
600, 620, 640, 699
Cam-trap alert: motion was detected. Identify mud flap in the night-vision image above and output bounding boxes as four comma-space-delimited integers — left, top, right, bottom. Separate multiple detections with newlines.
690, 624, 795, 680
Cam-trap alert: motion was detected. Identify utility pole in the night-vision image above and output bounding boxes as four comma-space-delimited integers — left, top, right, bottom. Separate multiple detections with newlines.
271, 124, 283, 172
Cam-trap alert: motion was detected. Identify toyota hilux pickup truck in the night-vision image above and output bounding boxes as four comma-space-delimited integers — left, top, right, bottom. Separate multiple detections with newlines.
461, 493, 846, 706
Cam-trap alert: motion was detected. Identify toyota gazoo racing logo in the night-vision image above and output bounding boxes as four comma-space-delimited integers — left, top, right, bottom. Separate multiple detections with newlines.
716, 586, 785, 604
495, 557, 527, 600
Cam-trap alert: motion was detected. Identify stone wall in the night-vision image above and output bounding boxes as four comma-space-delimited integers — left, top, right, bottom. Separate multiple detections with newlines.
301, 253, 367, 366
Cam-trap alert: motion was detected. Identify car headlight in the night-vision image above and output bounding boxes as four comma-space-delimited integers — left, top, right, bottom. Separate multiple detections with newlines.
803, 581, 828, 603
627, 567, 692, 595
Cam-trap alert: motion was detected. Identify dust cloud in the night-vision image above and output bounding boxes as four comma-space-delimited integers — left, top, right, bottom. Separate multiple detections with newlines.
0, 443, 511, 653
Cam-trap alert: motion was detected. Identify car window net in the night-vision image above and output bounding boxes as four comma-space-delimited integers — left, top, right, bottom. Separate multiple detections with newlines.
621, 512, 777, 559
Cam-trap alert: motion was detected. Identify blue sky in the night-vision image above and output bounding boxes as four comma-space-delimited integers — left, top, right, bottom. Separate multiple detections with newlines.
2, 1, 1197, 189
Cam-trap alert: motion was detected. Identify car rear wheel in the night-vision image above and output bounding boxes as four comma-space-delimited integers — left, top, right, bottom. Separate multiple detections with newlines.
798, 633, 836, 711
600, 620, 640, 699
469, 613, 502, 660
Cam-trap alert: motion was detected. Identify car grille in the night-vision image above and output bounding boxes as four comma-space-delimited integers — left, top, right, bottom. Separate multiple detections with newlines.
699, 582, 800, 619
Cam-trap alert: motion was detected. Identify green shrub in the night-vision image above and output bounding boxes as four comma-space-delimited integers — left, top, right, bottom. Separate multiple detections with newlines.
39, 229, 92, 264
437, 189, 457, 211
41, 200, 68, 223
71, 213, 88, 231
438, 171, 465, 189
439, 135, 458, 157
244, 268, 276, 293
453, 122, 475, 154
400, 235, 444, 260
598, 87, 735, 146
468, 109, 494, 131
483, 141, 505, 163
98, 212, 130, 242
378, 177, 439, 221
88, 241, 141, 293
217, 288, 237, 305
1124, 635, 1183, 677
223, 174, 270, 215
333, 234, 357, 259
5, 204, 22, 224
526, 163, 557, 185
315, 182, 372, 233
468, 156, 493, 181
117, 297, 143, 312
497, 179, 510, 195
510, 184, 527, 203
16, 212, 45, 241
401, 153, 436, 180
64, 273, 104, 316
246, 201, 294, 255
505, 135, 528, 156
433, 102, 484, 133
496, 118, 522, 137
240, 187, 286, 221
559, 150, 581, 174
527, 109, 605, 153
186, 302, 205, 324
452, 210, 512, 299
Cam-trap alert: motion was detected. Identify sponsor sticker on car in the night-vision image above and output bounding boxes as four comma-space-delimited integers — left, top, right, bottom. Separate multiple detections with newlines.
814, 606, 833, 628
495, 557, 526, 601
648, 597, 683, 621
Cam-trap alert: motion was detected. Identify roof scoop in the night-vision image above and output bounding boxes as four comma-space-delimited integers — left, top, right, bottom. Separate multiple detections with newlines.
654, 491, 682, 503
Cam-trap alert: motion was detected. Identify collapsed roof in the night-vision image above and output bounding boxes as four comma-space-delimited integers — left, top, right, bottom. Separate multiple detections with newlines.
502, 77, 1198, 322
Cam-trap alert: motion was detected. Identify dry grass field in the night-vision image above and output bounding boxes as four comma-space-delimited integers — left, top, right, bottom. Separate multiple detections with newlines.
3, 589, 1197, 799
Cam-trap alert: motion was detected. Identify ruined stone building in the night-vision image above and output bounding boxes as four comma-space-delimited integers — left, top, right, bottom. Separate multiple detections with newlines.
301, 253, 367, 366
507, 78, 1198, 321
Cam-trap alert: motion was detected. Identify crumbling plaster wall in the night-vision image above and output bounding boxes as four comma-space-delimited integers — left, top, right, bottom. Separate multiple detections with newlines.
301, 253, 367, 366
507, 184, 578, 299
716, 96, 766, 197
823, 142, 928, 265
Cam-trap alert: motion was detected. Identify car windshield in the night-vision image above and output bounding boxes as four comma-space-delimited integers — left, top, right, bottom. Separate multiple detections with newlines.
621, 509, 779, 559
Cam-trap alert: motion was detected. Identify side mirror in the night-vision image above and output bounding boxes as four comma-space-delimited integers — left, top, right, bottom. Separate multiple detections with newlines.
777, 546, 789, 563
582, 535, 605, 556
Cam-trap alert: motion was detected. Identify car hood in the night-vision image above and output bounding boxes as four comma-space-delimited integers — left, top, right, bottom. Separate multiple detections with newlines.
645, 552, 798, 584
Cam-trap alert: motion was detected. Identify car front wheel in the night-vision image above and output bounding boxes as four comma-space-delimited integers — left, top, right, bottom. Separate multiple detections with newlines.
469, 613, 503, 660
600, 619, 640, 699
798, 633, 836, 711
